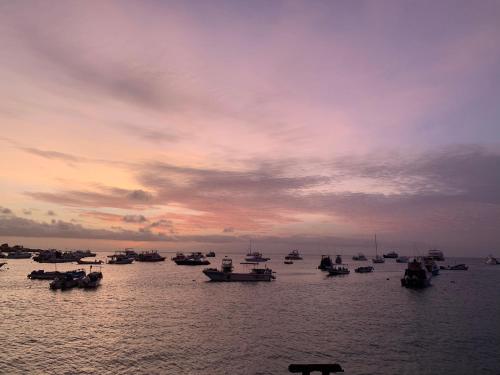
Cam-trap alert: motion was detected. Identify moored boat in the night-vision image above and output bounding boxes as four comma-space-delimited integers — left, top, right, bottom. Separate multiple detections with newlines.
401, 258, 432, 288
6, 250, 32, 259
352, 253, 367, 261
440, 264, 468, 271
284, 260, 294, 264
328, 265, 350, 276
50, 272, 85, 290
285, 250, 303, 260
318, 255, 333, 270
205, 251, 216, 257
383, 251, 398, 259
77, 259, 103, 265
107, 252, 134, 264
427, 249, 445, 261
174, 252, 210, 265
335, 255, 342, 264
355, 266, 374, 273
372, 235, 385, 264
485, 255, 499, 265
245, 251, 270, 262
33, 250, 80, 263
423, 256, 440, 276
78, 268, 103, 289
28, 269, 86, 280
203, 257, 275, 282
136, 250, 166, 262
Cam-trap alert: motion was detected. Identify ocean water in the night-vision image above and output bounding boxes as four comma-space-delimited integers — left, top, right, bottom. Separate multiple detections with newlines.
1, 253, 499, 375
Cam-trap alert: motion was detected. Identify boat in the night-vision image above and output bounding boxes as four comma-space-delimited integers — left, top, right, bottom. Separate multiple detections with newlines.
203, 257, 275, 282
423, 257, 440, 276
485, 255, 499, 265
372, 235, 385, 264
335, 255, 342, 264
77, 259, 103, 265
318, 255, 333, 270
328, 265, 350, 276
28, 269, 86, 280
73, 250, 96, 258
78, 268, 103, 289
245, 251, 270, 262
205, 251, 216, 257
0, 262, 6, 268
396, 256, 409, 263
284, 260, 294, 265
136, 250, 166, 262
355, 266, 374, 273
352, 253, 367, 261
50, 272, 86, 290
401, 258, 432, 288
124, 249, 139, 260
174, 252, 210, 265
440, 264, 468, 271
6, 251, 32, 259
285, 250, 303, 260
33, 250, 80, 263
427, 249, 445, 261
107, 253, 134, 264
171, 252, 186, 262
383, 251, 398, 259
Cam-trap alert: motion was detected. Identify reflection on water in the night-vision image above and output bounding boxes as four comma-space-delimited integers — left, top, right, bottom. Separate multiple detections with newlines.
1, 253, 499, 374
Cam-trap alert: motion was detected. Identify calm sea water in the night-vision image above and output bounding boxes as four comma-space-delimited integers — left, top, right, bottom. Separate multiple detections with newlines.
1, 252, 499, 374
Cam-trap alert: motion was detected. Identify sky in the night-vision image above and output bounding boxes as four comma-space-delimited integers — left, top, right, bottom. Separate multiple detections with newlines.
0, 0, 499, 255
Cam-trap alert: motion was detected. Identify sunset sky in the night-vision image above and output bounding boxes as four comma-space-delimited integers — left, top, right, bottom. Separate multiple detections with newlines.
1, 1, 499, 254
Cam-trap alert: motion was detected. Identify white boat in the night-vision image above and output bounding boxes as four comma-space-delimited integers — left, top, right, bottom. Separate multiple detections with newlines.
485, 255, 499, 265
203, 257, 275, 282
107, 252, 134, 264
427, 249, 445, 261
372, 235, 385, 264
245, 251, 270, 262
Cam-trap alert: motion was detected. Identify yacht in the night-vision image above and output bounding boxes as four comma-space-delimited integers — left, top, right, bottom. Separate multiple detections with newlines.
396, 256, 409, 263
401, 258, 432, 288
427, 249, 445, 261
107, 252, 134, 264
245, 251, 270, 262
485, 255, 499, 265
335, 255, 342, 264
285, 250, 303, 260
136, 250, 166, 262
372, 235, 385, 264
383, 251, 398, 259
355, 266, 374, 273
203, 257, 275, 282
174, 252, 210, 265
328, 265, 350, 276
352, 253, 367, 261
318, 255, 333, 270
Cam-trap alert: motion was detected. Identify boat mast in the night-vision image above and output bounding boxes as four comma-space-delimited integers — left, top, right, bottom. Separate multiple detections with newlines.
374, 234, 378, 257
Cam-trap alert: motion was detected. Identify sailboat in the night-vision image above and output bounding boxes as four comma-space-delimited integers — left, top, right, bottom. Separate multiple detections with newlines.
372, 234, 385, 264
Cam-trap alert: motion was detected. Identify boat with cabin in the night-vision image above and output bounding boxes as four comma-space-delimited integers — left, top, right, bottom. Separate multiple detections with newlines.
352, 253, 367, 261
485, 255, 499, 265
50, 272, 86, 290
318, 255, 333, 270
136, 250, 166, 262
174, 252, 210, 265
401, 258, 432, 288
245, 251, 270, 262
107, 252, 134, 264
205, 251, 216, 257
328, 265, 350, 276
78, 268, 103, 289
284, 260, 293, 265
423, 257, 440, 276
355, 266, 374, 273
203, 257, 275, 282
383, 251, 399, 259
33, 250, 80, 263
427, 249, 445, 261
285, 250, 303, 260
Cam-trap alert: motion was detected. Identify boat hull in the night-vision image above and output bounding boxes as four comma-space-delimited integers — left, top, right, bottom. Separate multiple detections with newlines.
203, 270, 273, 282
175, 260, 210, 266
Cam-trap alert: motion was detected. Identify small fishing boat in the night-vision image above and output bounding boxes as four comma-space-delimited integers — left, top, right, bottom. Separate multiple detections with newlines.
203, 257, 275, 282
284, 260, 294, 265
77, 259, 103, 265
107, 253, 134, 264
440, 264, 468, 271
174, 252, 210, 265
318, 255, 333, 270
383, 251, 399, 259
335, 255, 342, 264
78, 268, 103, 289
485, 255, 499, 265
401, 258, 432, 288
396, 256, 409, 263
205, 251, 216, 257
285, 250, 303, 260
28, 269, 86, 280
355, 266, 374, 273
50, 272, 86, 290
427, 249, 445, 261
352, 253, 367, 261
328, 265, 350, 276
136, 250, 166, 262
